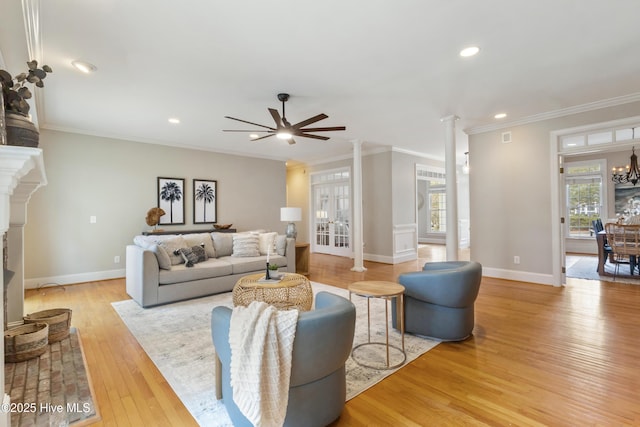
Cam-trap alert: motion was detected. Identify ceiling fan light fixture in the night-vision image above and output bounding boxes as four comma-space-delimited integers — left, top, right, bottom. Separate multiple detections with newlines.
277, 131, 293, 140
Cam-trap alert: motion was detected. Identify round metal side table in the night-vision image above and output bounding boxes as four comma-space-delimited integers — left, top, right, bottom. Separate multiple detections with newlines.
348, 280, 406, 369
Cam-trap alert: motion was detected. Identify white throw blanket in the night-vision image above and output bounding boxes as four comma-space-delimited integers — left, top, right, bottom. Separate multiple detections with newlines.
229, 301, 299, 427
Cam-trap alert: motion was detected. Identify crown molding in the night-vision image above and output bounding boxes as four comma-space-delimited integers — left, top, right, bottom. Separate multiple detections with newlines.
465, 92, 640, 135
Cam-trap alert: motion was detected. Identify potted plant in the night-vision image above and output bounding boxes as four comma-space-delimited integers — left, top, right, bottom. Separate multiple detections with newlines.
268, 263, 282, 279
0, 60, 52, 147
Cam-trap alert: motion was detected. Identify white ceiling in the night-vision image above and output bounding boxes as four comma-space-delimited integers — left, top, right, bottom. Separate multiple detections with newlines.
2, 0, 640, 165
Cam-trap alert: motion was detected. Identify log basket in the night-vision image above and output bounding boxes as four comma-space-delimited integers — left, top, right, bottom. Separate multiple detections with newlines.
4, 323, 49, 362
23, 308, 72, 343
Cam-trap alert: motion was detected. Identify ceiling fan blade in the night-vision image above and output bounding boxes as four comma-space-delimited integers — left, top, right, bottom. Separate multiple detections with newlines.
292, 113, 328, 129
268, 108, 283, 127
224, 116, 276, 130
222, 129, 272, 132
251, 133, 276, 141
298, 133, 330, 141
299, 126, 346, 132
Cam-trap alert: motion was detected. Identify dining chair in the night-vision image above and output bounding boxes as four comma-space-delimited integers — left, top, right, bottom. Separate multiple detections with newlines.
592, 219, 613, 271
604, 223, 640, 277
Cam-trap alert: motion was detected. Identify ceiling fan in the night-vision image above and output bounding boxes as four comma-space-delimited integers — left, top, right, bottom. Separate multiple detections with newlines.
223, 93, 346, 145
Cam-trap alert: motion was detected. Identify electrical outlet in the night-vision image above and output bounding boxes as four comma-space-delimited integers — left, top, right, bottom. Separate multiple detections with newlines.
114, 255, 120, 264
514, 255, 520, 264
90, 215, 97, 224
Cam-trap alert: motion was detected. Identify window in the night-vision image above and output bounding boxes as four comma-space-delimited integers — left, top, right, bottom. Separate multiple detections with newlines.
565, 160, 605, 238
429, 185, 446, 232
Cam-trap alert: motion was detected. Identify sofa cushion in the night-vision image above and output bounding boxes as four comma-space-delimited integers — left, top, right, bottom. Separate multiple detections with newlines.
158, 258, 234, 285
212, 232, 235, 257
159, 236, 188, 265
232, 233, 260, 257
258, 232, 278, 255
218, 254, 287, 274
183, 233, 216, 258
176, 245, 208, 267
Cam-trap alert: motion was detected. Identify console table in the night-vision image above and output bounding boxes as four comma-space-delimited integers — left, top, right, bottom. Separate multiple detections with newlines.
142, 228, 236, 235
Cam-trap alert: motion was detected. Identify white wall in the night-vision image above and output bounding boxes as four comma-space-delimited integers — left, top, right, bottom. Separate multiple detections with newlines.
23, 129, 286, 288
469, 100, 640, 285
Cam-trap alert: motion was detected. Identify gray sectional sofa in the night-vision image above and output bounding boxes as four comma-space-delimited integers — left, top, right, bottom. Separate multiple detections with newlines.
126, 230, 295, 307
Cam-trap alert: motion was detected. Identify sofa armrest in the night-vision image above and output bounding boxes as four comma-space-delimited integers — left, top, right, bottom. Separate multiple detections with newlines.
126, 245, 160, 307
289, 292, 355, 386
285, 237, 296, 272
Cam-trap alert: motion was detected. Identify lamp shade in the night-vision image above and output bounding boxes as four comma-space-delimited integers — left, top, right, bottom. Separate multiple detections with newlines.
280, 207, 302, 222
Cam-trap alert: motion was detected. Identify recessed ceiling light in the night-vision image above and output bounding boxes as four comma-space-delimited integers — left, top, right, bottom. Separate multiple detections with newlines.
168, 118, 180, 124
249, 134, 259, 139
494, 113, 507, 119
71, 60, 97, 73
459, 46, 480, 57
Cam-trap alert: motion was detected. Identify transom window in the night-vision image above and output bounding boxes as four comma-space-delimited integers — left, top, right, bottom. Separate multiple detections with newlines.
561, 122, 640, 150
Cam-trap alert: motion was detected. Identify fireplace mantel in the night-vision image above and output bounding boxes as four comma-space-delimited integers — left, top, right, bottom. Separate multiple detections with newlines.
0, 146, 47, 426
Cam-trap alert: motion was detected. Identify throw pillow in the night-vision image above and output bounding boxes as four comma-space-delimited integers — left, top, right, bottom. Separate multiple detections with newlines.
159, 236, 188, 265
232, 233, 260, 257
133, 235, 174, 269
150, 244, 172, 270
212, 232, 234, 257
275, 235, 287, 256
184, 233, 216, 258
258, 232, 278, 255
175, 245, 208, 267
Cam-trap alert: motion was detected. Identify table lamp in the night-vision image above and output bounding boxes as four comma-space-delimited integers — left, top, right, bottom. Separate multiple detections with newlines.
280, 207, 302, 239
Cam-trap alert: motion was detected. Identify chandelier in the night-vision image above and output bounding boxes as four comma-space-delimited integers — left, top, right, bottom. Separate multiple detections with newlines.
611, 146, 640, 186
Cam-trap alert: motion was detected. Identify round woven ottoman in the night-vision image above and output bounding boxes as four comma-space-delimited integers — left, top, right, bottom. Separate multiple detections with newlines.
232, 272, 313, 311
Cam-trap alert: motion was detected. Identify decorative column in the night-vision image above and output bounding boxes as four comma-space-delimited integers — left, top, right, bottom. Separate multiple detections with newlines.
351, 139, 366, 272
441, 115, 459, 261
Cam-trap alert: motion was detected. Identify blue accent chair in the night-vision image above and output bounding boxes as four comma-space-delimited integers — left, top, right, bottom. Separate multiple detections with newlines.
392, 261, 482, 341
211, 291, 356, 427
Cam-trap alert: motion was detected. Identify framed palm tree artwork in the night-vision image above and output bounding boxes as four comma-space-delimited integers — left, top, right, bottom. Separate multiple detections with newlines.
193, 179, 217, 224
157, 177, 185, 225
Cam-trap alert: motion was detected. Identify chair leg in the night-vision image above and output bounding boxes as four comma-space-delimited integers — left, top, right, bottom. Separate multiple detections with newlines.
215, 352, 222, 400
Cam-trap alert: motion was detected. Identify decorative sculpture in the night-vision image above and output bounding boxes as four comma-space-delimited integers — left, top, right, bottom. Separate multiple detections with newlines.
145, 207, 165, 231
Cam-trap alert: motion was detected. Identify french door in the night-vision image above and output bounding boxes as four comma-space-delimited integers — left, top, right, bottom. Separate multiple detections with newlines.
312, 170, 351, 257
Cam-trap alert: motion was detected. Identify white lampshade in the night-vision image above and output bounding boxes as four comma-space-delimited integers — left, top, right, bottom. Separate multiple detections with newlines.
280, 207, 302, 222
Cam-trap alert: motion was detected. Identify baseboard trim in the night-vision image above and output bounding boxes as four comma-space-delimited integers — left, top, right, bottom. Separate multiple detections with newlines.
25, 269, 125, 289
482, 267, 556, 286
364, 250, 417, 265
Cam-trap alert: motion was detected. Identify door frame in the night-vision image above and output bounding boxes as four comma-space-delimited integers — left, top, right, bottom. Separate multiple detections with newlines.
550, 115, 640, 286
309, 167, 353, 257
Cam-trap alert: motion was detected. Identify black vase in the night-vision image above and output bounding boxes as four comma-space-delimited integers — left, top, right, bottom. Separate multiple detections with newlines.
4, 112, 39, 147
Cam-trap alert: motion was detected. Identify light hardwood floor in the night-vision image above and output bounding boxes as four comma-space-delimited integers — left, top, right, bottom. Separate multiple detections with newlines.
22, 246, 640, 426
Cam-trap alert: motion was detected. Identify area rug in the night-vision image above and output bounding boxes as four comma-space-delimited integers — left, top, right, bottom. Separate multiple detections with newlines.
566, 255, 640, 285
4, 327, 100, 426
111, 282, 438, 426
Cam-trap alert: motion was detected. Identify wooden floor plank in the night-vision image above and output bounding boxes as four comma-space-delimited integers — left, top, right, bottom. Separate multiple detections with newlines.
20, 247, 640, 426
